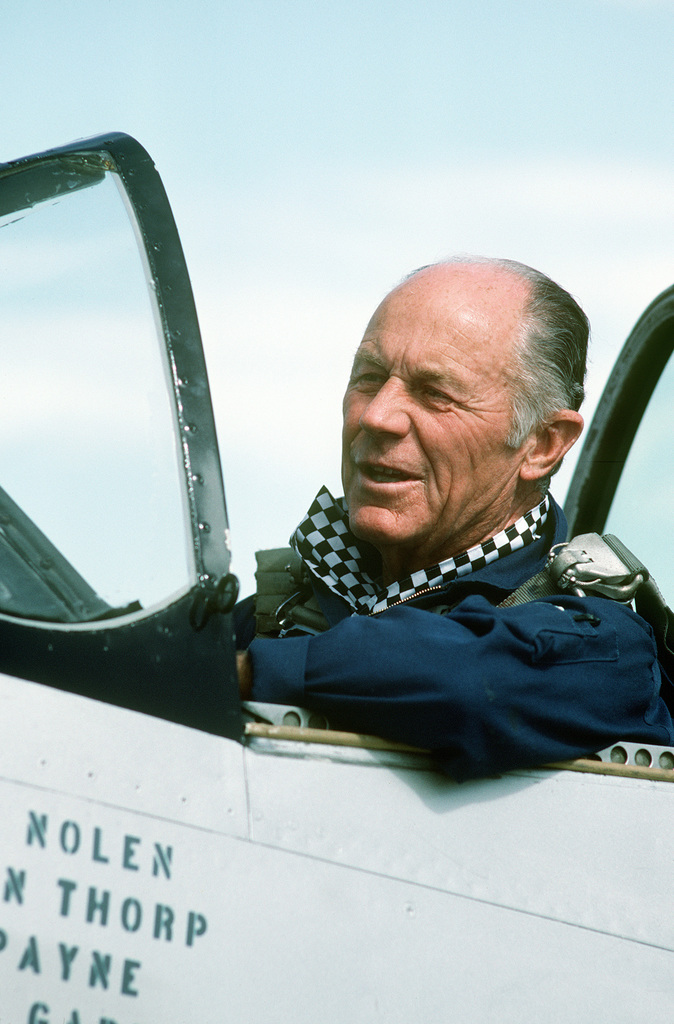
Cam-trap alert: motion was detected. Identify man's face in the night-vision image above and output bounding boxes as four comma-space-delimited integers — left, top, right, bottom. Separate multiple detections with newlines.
341, 264, 538, 582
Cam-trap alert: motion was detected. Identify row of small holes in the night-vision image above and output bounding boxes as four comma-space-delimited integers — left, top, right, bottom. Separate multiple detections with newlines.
281, 710, 329, 730
608, 746, 674, 770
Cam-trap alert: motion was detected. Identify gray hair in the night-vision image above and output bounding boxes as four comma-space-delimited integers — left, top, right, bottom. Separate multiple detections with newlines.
494, 258, 588, 448
406, 257, 589, 486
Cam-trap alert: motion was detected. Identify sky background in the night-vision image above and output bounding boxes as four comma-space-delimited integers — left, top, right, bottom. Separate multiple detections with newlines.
3, 0, 673, 596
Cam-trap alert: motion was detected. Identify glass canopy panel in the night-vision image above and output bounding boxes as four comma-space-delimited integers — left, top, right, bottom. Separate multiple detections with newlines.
0, 164, 193, 617
604, 351, 674, 604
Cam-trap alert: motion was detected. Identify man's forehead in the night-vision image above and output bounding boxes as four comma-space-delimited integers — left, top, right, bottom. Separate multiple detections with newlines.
358, 263, 529, 358
353, 336, 459, 373
383, 263, 528, 320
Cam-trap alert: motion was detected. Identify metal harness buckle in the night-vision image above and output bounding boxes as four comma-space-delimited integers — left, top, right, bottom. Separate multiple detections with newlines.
546, 533, 648, 601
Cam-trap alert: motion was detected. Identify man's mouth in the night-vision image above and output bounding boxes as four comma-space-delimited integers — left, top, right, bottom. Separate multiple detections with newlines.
359, 462, 414, 483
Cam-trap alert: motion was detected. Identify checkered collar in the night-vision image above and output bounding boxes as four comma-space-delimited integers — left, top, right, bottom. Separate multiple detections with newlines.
290, 486, 550, 615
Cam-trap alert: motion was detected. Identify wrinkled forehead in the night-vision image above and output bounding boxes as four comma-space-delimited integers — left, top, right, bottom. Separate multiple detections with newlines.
359, 264, 531, 367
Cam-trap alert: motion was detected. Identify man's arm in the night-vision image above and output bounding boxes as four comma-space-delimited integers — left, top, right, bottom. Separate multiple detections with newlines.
240, 594, 673, 781
237, 650, 253, 700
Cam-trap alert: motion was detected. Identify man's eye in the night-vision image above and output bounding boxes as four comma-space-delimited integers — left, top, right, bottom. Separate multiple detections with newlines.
352, 371, 385, 387
421, 385, 450, 403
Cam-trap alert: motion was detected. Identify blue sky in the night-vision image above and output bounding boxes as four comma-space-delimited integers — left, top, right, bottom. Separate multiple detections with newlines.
3, 1, 673, 593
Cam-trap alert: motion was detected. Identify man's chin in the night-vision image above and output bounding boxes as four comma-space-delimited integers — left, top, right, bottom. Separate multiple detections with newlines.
348, 504, 410, 550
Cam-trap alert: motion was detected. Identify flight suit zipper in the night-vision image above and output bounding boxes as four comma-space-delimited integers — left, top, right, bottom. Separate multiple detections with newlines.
368, 582, 447, 616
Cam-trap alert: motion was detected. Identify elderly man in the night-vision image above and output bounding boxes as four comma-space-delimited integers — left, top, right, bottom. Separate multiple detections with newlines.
234, 258, 673, 779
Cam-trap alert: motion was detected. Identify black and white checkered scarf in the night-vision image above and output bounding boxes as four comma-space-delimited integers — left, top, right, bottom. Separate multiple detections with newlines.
290, 487, 549, 615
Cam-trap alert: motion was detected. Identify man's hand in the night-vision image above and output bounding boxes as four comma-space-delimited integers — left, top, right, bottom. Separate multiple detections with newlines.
237, 650, 253, 699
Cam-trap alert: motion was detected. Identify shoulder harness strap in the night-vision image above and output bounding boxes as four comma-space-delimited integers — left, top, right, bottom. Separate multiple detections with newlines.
254, 547, 329, 637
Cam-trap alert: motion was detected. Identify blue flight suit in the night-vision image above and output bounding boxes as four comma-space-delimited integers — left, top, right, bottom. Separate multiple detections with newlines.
235, 498, 674, 780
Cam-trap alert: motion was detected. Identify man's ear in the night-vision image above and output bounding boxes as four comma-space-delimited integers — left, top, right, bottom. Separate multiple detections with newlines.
519, 410, 584, 483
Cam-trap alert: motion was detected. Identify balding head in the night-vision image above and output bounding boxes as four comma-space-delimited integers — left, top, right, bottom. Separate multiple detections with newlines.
376, 260, 531, 361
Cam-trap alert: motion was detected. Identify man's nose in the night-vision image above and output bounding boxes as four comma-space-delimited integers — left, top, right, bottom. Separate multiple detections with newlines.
359, 378, 411, 437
